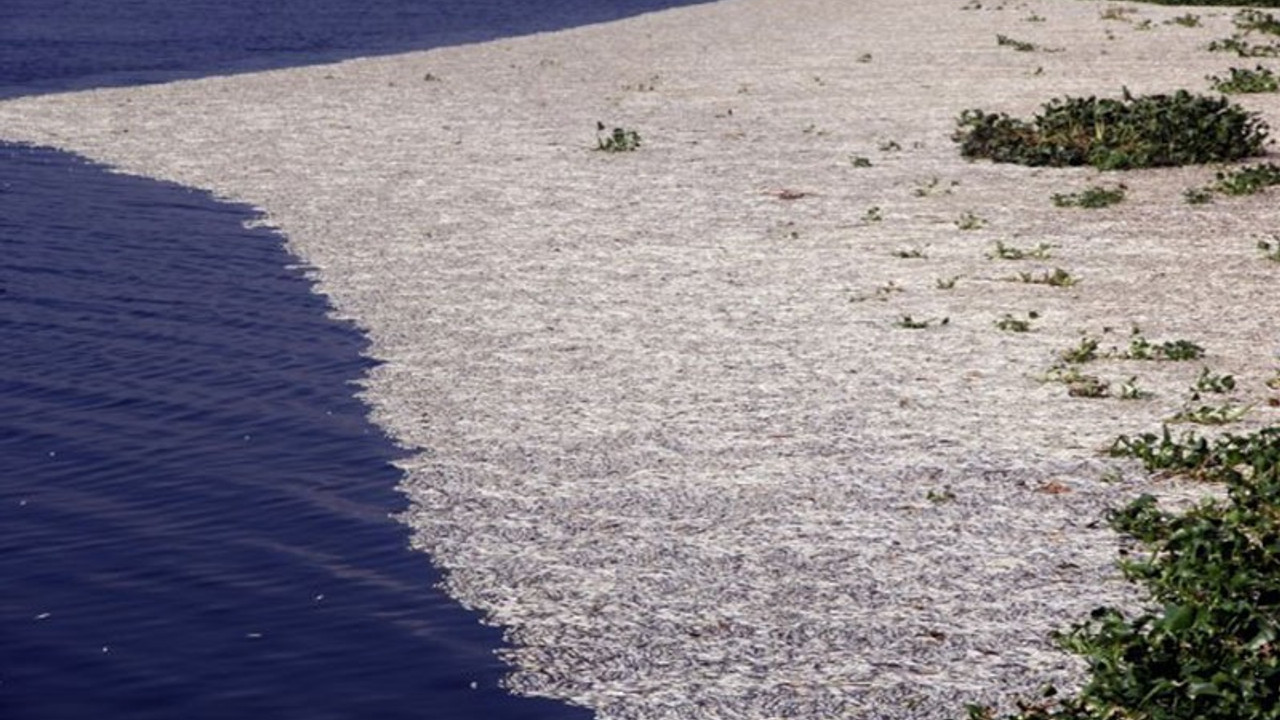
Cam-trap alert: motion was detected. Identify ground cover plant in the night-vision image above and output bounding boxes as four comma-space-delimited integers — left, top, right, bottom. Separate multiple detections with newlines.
1013, 268, 1081, 287
954, 91, 1269, 169
1259, 236, 1280, 261
596, 122, 641, 152
1051, 185, 1127, 208
1208, 65, 1280, 94
1209, 9, 1280, 57
1214, 163, 1280, 195
1137, 0, 1280, 6
989, 241, 1054, 260
968, 426, 1280, 720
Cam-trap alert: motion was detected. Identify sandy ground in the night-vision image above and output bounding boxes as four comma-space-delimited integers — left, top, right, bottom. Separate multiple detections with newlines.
5, 0, 1280, 716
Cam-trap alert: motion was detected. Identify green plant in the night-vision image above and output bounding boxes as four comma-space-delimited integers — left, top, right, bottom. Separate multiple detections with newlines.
1117, 376, 1152, 400
971, 424, 1280, 720
913, 176, 959, 197
1208, 35, 1280, 58
1068, 374, 1111, 398
1209, 65, 1280, 93
1183, 187, 1214, 204
1110, 425, 1280, 481
1123, 330, 1205, 361
1100, 6, 1139, 21
1168, 402, 1251, 425
895, 315, 949, 329
894, 248, 926, 259
1015, 268, 1081, 287
1051, 185, 1127, 208
850, 155, 873, 167
1214, 162, 1280, 195
990, 241, 1055, 260
879, 139, 903, 152
926, 486, 957, 504
1166, 13, 1201, 27
1259, 236, 1280, 261
1060, 337, 1100, 364
596, 122, 641, 152
995, 311, 1039, 332
957, 211, 988, 230
997, 34, 1040, 52
1193, 367, 1237, 395
863, 206, 884, 223
954, 90, 1270, 170
936, 275, 961, 290
1236, 8, 1280, 34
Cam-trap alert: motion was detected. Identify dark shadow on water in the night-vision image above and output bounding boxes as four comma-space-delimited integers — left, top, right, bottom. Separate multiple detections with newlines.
0, 143, 594, 719
0, 0, 717, 100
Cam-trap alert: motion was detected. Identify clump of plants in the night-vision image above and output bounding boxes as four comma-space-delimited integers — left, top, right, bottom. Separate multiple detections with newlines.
995, 311, 1039, 332
954, 90, 1270, 169
990, 241, 1055, 260
1014, 268, 1081, 287
1214, 162, 1280, 195
1259, 235, 1280, 261
957, 211, 989, 230
1051, 185, 1127, 208
596, 122, 641, 152
1209, 9, 1280, 57
1208, 65, 1280, 93
1122, 331, 1204, 361
895, 315, 949, 329
968, 425, 1280, 720
997, 34, 1060, 52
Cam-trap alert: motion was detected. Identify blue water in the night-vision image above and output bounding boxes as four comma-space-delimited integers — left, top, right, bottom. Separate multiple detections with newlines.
0, 1, 710, 717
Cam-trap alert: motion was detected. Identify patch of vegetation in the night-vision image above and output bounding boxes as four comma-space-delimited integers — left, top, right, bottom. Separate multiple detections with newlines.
1168, 402, 1251, 425
1139, 0, 1280, 8
849, 155, 874, 167
995, 311, 1039, 332
936, 275, 961, 290
895, 315, 949, 329
1060, 337, 1100, 364
997, 34, 1057, 52
1117, 376, 1152, 400
913, 176, 959, 197
863, 206, 885, 223
1014, 268, 1081, 287
1110, 425, 1280, 481
970, 424, 1280, 720
1208, 35, 1280, 58
990, 241, 1055, 260
927, 486, 957, 504
1051, 185, 1127, 208
1183, 187, 1214, 205
1193, 367, 1237, 395
1214, 162, 1280, 195
1123, 331, 1205, 361
954, 90, 1270, 170
894, 248, 927, 259
1259, 236, 1280, 261
1067, 373, 1111, 398
957, 211, 988, 230
1165, 13, 1201, 28
1209, 10, 1280, 57
596, 122, 641, 152
1237, 8, 1280, 34
1208, 65, 1280, 93
1100, 6, 1139, 22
